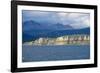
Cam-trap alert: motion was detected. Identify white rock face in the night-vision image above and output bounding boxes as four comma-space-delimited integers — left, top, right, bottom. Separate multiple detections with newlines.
23, 35, 90, 46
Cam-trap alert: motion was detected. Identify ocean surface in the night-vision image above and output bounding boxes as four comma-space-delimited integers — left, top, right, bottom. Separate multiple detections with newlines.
22, 45, 90, 62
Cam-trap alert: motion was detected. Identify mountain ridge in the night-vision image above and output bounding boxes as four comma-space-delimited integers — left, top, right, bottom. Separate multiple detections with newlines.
23, 20, 73, 31
23, 27, 90, 42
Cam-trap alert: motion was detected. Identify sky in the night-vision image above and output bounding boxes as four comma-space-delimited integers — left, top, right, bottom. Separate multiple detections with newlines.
22, 10, 90, 29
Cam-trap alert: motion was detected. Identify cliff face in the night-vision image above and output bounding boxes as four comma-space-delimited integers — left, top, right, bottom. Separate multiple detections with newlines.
23, 35, 90, 46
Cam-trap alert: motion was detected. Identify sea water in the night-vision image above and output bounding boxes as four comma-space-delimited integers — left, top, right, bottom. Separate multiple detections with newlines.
22, 45, 90, 62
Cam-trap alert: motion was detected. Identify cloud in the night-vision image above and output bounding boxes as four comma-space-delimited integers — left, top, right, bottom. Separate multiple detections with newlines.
57, 12, 90, 28
22, 10, 90, 29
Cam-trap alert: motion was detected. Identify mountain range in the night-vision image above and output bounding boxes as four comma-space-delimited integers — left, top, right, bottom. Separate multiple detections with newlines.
22, 20, 90, 42
23, 20, 73, 31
